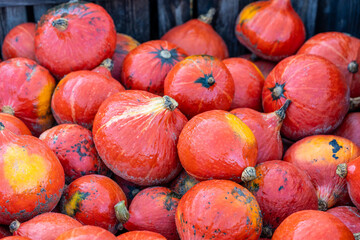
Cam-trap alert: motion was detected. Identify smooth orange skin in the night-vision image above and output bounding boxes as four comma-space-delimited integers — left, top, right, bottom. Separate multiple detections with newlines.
176, 180, 262, 240
2, 23, 35, 60
92, 63, 125, 91
122, 40, 187, 95
245, 160, 318, 233
298, 32, 360, 97
111, 33, 139, 81
113, 175, 143, 205
13, 212, 82, 240
223, 58, 264, 111
0, 113, 31, 135
284, 135, 360, 209
231, 108, 283, 164
164, 55, 235, 118
240, 54, 276, 78
178, 110, 257, 181
272, 210, 354, 240
0, 58, 55, 136
93, 90, 187, 186
117, 231, 166, 240
124, 187, 180, 240
51, 70, 124, 129
235, 0, 305, 61
39, 124, 109, 183
1, 237, 32, 240
0, 128, 65, 224
327, 206, 360, 234
56, 226, 117, 240
334, 113, 360, 147
262, 54, 349, 140
169, 170, 199, 197
345, 156, 360, 210
60, 174, 127, 234
161, 19, 229, 60
35, 2, 116, 79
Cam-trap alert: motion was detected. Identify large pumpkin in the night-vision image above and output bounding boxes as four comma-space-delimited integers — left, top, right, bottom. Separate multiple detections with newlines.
35, 1, 116, 79
93, 91, 187, 186
327, 206, 360, 234
0, 113, 31, 135
334, 113, 360, 147
117, 231, 166, 240
0, 58, 55, 136
56, 226, 117, 240
262, 54, 349, 140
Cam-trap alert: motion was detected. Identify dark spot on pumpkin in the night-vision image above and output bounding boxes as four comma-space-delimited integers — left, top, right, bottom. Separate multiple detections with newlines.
278, 186, 284, 191
329, 139, 342, 160
15, 36, 19, 42
164, 191, 180, 211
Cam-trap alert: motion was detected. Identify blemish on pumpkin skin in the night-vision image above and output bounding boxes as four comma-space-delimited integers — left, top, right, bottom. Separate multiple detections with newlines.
329, 139, 343, 159
64, 191, 90, 216
278, 186, 284, 191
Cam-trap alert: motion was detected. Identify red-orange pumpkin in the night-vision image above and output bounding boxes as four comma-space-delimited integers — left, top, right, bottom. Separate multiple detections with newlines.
117, 231, 166, 240
122, 40, 187, 95
176, 180, 262, 239
231, 100, 290, 164
327, 206, 360, 234
334, 113, 360, 147
284, 135, 360, 210
60, 174, 127, 234
0, 122, 65, 224
92, 59, 125, 90
35, 1, 116, 79
39, 124, 109, 183
10, 212, 82, 240
51, 70, 124, 129
2, 23, 36, 60
0, 58, 55, 136
223, 58, 264, 111
0, 113, 31, 135
240, 54, 277, 78
235, 0, 305, 61
113, 176, 142, 205
56, 226, 117, 240
161, 8, 228, 60
1, 237, 32, 240
169, 170, 199, 197
262, 54, 349, 140
297, 32, 360, 97
178, 110, 257, 182
164, 55, 234, 118
93, 91, 187, 186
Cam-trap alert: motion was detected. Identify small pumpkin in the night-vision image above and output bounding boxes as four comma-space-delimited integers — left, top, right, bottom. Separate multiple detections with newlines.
0, 113, 31, 135
240, 54, 277, 78
56, 226, 118, 240
334, 113, 360, 147
117, 231, 166, 240
235, 0, 305, 61
2, 23, 36, 60
169, 170, 199, 197
327, 206, 360, 234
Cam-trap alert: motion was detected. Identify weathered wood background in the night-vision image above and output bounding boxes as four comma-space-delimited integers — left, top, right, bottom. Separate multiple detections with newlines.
0, 0, 360, 57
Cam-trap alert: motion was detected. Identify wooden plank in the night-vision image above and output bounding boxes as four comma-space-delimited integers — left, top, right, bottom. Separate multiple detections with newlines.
291, 0, 318, 39
33, 4, 57, 22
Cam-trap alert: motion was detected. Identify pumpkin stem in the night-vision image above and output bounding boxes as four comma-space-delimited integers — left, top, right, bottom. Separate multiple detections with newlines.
241, 166, 257, 182
262, 225, 273, 238
163, 95, 178, 111
354, 233, 360, 240
114, 200, 129, 224
275, 99, 291, 121
350, 97, 360, 112
207, 77, 215, 86
100, 58, 114, 71
1, 105, 14, 115
198, 8, 216, 24
9, 220, 20, 233
160, 50, 172, 59
250, 53, 259, 62
348, 61, 359, 73
318, 199, 328, 211
336, 163, 348, 178
52, 18, 69, 31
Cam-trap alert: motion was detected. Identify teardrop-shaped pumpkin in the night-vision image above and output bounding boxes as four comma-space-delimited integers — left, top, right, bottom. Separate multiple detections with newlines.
93, 91, 187, 186
122, 40, 187, 95
284, 135, 360, 210
169, 170, 199, 197
235, 0, 305, 61
161, 8, 229, 60
262, 54, 349, 140
0, 113, 31, 135
35, 1, 116, 79
56, 226, 118, 240
117, 231, 166, 240
240, 54, 277, 78
327, 206, 360, 234
164, 55, 235, 118
334, 113, 360, 147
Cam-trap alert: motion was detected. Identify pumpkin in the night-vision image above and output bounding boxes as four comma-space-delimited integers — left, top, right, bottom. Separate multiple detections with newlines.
10, 212, 82, 240
272, 210, 355, 240
164, 55, 234, 118
124, 187, 180, 240
235, 0, 305, 61
161, 8, 229, 60
35, 1, 116, 79
169, 170, 199, 197
117, 231, 166, 240
0, 58, 55, 136
113, 176, 142, 205
60, 174, 127, 234
334, 113, 360, 147
262, 54, 349, 140
0, 122, 65, 224
121, 40, 187, 95
111, 33, 140, 82
92, 59, 125, 90
240, 54, 276, 78
223, 58, 264, 110
2, 23, 36, 60
327, 206, 360, 234
39, 124, 110, 183
56, 226, 117, 240
51, 70, 124, 129
93, 91, 187, 186
178, 110, 257, 182
176, 180, 262, 239
231, 100, 291, 164
297, 32, 360, 97
0, 113, 31, 135
244, 160, 318, 238
284, 135, 360, 210
1, 237, 32, 240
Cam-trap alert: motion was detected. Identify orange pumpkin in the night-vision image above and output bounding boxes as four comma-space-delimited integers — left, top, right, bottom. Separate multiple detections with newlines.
176, 180, 262, 239
117, 231, 166, 240
1, 237, 32, 240
0, 113, 31, 135
327, 206, 360, 234
56, 226, 117, 240
169, 171, 199, 197
334, 113, 360, 147
240, 54, 276, 78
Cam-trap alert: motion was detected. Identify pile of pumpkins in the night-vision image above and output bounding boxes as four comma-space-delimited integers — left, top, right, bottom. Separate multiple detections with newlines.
0, 0, 360, 239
